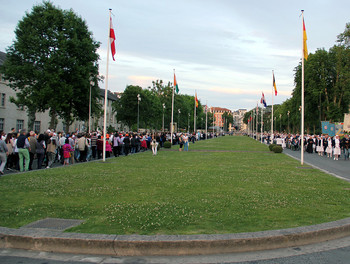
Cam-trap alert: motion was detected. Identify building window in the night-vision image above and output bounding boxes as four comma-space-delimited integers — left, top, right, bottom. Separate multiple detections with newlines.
1, 93, 5, 107
0, 118, 4, 130
16, 120, 24, 132
34, 121, 41, 133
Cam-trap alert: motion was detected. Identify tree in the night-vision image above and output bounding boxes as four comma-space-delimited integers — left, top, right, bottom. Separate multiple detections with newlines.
1, 1, 101, 132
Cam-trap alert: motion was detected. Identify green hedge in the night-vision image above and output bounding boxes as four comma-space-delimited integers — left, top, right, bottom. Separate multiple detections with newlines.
269, 144, 276, 151
163, 141, 172, 148
272, 145, 283, 153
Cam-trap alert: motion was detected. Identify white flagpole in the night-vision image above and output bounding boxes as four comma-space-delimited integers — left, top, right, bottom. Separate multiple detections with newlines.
194, 91, 196, 134
301, 10, 305, 165
205, 101, 208, 139
271, 70, 274, 144
170, 69, 175, 144
103, 9, 112, 162
261, 106, 264, 143
256, 102, 258, 141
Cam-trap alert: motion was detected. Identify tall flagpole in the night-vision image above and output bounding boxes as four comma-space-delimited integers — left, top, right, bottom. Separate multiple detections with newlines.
261, 106, 264, 143
271, 70, 274, 144
170, 69, 175, 144
194, 91, 196, 134
205, 101, 208, 139
103, 9, 112, 162
301, 10, 305, 165
256, 102, 259, 141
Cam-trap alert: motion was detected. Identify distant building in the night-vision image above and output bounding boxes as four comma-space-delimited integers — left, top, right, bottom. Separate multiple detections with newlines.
232, 109, 247, 131
0, 51, 118, 134
209, 107, 233, 132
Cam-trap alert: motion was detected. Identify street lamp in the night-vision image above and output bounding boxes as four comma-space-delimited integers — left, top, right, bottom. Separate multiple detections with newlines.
274, 116, 276, 132
89, 79, 93, 134
162, 103, 165, 132
279, 113, 282, 132
287, 111, 290, 133
188, 113, 190, 133
137, 94, 141, 132
178, 109, 181, 132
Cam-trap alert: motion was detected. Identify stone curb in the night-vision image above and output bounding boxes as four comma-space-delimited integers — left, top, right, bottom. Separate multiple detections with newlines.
1, 217, 350, 256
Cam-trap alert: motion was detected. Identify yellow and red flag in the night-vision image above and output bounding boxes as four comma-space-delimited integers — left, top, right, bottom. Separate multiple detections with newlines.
273, 72, 277, 96
303, 18, 308, 60
195, 92, 199, 108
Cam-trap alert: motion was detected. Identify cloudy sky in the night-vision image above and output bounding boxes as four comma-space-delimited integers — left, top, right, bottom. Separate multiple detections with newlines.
0, 0, 349, 111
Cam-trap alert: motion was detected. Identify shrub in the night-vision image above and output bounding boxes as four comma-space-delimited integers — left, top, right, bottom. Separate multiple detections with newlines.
269, 144, 276, 151
163, 141, 172, 148
272, 145, 283, 153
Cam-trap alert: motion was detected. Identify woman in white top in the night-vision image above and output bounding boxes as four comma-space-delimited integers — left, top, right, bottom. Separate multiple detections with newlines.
326, 137, 333, 158
333, 135, 341, 160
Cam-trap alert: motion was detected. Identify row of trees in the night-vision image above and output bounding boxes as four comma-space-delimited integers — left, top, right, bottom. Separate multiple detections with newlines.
113, 80, 214, 132
1, 2, 101, 132
2, 1, 222, 134
244, 23, 350, 134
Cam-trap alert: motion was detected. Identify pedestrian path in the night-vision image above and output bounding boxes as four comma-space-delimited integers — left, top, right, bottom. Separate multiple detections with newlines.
283, 148, 350, 181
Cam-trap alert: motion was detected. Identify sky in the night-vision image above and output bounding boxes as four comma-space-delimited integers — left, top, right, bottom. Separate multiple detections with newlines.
0, 0, 349, 111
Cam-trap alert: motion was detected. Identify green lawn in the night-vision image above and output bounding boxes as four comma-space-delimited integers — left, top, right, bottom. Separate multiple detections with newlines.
1, 136, 350, 235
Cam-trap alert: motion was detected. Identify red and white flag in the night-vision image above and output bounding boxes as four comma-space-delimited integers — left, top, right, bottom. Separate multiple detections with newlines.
110, 17, 116, 61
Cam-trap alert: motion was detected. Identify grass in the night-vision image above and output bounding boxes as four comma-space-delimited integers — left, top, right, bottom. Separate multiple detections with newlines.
1, 135, 350, 235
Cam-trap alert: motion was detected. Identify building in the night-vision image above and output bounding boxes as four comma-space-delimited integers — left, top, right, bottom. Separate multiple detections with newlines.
0, 51, 118, 134
209, 107, 233, 132
232, 109, 247, 131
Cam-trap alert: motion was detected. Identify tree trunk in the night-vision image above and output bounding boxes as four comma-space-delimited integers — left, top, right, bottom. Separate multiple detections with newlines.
49, 109, 58, 130
27, 108, 36, 132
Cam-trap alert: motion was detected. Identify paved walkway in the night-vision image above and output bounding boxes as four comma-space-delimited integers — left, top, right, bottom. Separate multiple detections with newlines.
283, 147, 350, 182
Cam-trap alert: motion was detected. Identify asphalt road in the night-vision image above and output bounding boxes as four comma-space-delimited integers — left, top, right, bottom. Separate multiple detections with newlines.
283, 147, 350, 181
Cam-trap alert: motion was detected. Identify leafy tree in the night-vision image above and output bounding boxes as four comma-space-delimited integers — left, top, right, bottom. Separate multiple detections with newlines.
1, 1, 101, 131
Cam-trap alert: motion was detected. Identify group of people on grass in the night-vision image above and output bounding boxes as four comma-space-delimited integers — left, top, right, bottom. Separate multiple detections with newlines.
0, 128, 217, 175
257, 132, 350, 161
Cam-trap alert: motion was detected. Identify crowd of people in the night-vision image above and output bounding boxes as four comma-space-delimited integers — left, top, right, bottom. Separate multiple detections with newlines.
0, 128, 222, 176
256, 132, 350, 161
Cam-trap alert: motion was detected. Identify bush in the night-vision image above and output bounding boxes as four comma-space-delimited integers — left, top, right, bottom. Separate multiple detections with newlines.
272, 145, 283, 153
163, 141, 172, 148
269, 144, 276, 151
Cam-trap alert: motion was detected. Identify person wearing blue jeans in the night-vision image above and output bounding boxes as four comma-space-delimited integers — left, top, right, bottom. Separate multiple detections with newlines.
16, 129, 30, 172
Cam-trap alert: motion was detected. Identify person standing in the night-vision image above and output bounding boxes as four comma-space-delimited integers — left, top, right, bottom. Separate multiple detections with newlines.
112, 132, 120, 157
333, 135, 341, 161
183, 133, 189, 151
28, 131, 37, 170
90, 132, 98, 159
341, 134, 350, 160
77, 133, 88, 162
0, 131, 9, 175
16, 129, 31, 172
36, 134, 46, 169
46, 138, 57, 168
326, 136, 333, 158
150, 136, 158, 156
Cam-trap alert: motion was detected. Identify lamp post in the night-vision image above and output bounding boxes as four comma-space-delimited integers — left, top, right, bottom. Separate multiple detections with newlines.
89, 79, 93, 134
178, 109, 181, 132
188, 113, 190, 133
287, 111, 290, 133
274, 116, 276, 132
137, 94, 141, 132
279, 113, 282, 132
162, 103, 165, 132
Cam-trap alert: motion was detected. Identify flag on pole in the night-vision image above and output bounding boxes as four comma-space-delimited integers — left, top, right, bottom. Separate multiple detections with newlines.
273, 73, 277, 96
303, 18, 308, 60
110, 17, 116, 61
195, 92, 198, 108
261, 92, 267, 107
174, 73, 179, 94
